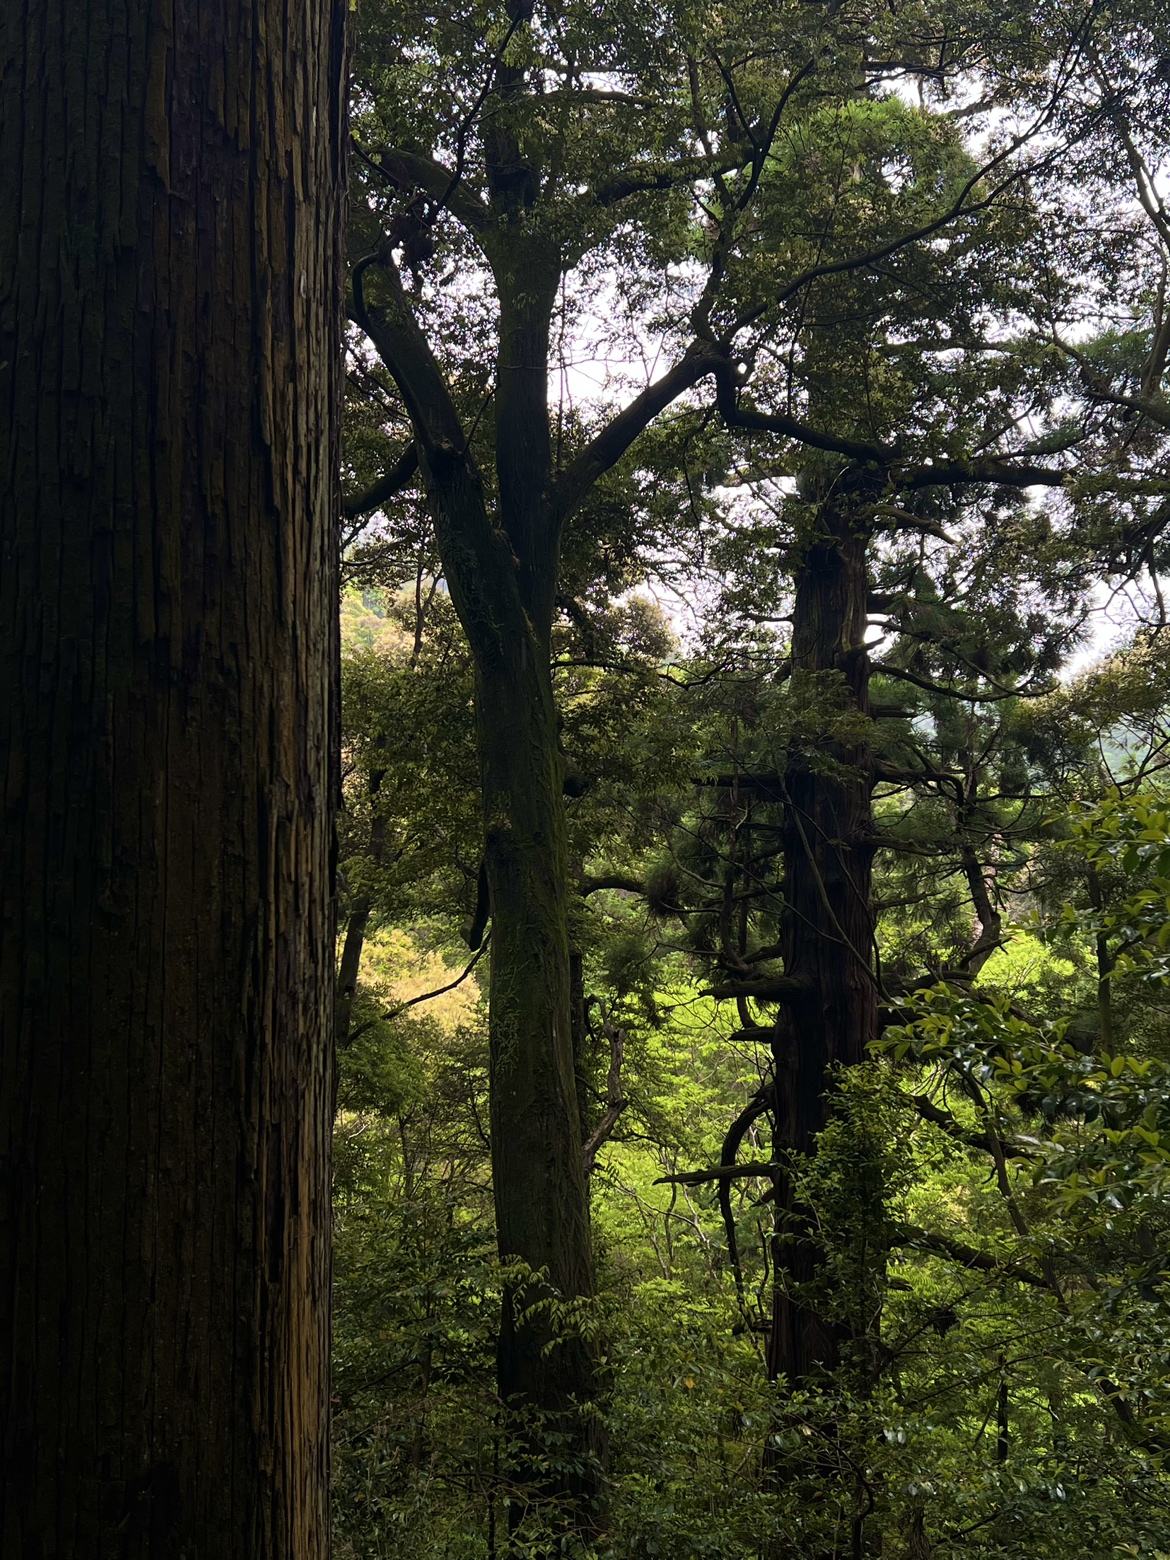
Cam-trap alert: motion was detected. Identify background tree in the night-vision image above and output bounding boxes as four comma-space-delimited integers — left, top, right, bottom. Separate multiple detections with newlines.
343, 0, 1093, 1489
335, 0, 1170, 1550
0, 0, 347, 1552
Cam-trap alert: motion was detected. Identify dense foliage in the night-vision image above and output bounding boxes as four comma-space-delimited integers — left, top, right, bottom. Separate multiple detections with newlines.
333, 0, 1170, 1554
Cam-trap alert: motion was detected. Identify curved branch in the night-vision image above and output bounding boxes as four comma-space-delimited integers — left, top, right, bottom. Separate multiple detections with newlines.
549, 341, 726, 525
874, 663, 1055, 703
355, 141, 491, 235
579, 873, 645, 897
381, 939, 489, 1022
716, 1084, 774, 1302
715, 364, 1069, 488
342, 443, 419, 519
889, 1222, 1046, 1288
582, 1005, 627, 1175
588, 148, 753, 208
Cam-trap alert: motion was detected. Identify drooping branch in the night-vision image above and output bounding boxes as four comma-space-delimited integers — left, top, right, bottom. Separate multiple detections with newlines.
715, 1084, 774, 1300
874, 662, 1055, 703
380, 939, 490, 1023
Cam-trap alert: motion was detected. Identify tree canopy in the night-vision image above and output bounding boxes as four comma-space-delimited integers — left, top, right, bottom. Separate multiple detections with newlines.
341, 0, 1170, 1552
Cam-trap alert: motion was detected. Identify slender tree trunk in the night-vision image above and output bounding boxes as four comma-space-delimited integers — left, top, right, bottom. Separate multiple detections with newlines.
0, 0, 347, 1552
1087, 864, 1114, 1052
336, 769, 387, 1048
768, 486, 878, 1384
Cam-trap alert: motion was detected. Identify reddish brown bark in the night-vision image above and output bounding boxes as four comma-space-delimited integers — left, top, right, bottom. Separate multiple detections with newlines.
0, 0, 347, 1553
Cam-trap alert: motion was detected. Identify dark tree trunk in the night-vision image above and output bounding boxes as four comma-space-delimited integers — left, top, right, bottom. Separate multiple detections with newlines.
768, 485, 878, 1385
478, 645, 605, 1496
357, 251, 605, 1523
336, 769, 387, 1048
476, 268, 602, 1487
0, 0, 347, 1552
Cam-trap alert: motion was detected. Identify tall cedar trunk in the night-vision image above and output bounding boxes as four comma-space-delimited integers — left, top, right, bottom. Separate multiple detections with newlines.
0, 0, 346, 1553
477, 644, 603, 1497
478, 267, 601, 1481
768, 487, 878, 1385
361, 183, 703, 1523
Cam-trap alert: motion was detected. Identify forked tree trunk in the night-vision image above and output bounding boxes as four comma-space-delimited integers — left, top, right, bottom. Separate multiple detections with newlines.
361, 249, 606, 1527
475, 267, 604, 1502
768, 485, 878, 1385
0, 0, 347, 1553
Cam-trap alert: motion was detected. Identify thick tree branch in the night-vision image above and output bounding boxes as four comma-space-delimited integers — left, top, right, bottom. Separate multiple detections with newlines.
909, 1094, 1032, 1160
579, 873, 645, 897
342, 442, 419, 519
351, 251, 469, 460
702, 976, 806, 1002
356, 141, 491, 235
549, 341, 726, 525
588, 148, 753, 208
957, 840, 1004, 978
655, 1159, 781, 1187
351, 251, 529, 671
715, 364, 1069, 488
873, 663, 1054, 702
890, 1223, 1047, 1288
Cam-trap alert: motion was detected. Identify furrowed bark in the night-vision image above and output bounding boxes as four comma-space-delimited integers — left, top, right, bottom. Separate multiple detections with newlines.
0, 0, 347, 1553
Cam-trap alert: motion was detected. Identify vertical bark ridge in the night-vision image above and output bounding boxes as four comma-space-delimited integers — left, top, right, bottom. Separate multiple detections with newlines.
0, 0, 347, 1553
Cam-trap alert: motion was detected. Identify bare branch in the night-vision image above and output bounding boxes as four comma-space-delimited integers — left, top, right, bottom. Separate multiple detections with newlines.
381, 939, 489, 1023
